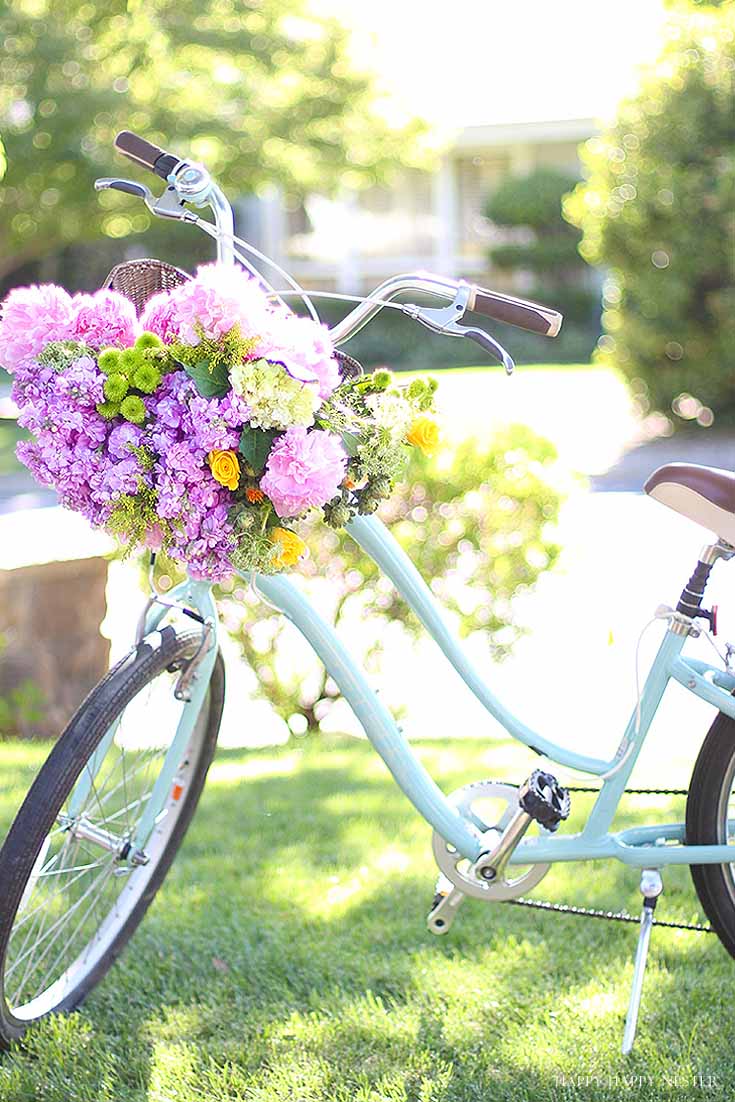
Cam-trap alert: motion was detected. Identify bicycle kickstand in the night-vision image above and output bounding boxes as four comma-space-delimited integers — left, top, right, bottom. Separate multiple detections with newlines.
621, 868, 663, 1055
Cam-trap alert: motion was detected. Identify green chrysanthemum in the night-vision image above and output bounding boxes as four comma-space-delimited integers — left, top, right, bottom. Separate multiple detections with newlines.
119, 348, 141, 377
120, 395, 146, 425
98, 348, 122, 374
103, 373, 130, 402
96, 401, 121, 420
131, 363, 162, 394
135, 331, 163, 351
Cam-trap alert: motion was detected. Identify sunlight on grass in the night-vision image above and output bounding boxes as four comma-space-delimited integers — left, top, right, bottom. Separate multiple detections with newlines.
208, 752, 301, 785
1, 734, 734, 1101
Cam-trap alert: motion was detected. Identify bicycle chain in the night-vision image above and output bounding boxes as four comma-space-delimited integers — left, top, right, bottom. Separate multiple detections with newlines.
500, 784, 715, 934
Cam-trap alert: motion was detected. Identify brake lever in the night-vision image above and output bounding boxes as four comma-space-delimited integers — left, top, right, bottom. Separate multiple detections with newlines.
410, 281, 515, 375
95, 177, 153, 201
94, 177, 199, 224
461, 327, 515, 375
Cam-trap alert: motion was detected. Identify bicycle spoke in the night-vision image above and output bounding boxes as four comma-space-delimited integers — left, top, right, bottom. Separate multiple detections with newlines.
82, 747, 162, 821
8, 858, 117, 1001
30, 862, 119, 1001
34, 860, 109, 879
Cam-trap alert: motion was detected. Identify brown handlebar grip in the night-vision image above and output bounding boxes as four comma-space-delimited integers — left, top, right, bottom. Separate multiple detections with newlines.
470, 287, 563, 338
114, 131, 179, 181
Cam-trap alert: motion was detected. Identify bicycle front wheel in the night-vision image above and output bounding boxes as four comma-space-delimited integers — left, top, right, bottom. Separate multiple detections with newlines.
0, 626, 225, 1046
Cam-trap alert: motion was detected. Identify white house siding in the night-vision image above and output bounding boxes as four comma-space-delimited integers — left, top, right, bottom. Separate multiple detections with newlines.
269, 117, 598, 294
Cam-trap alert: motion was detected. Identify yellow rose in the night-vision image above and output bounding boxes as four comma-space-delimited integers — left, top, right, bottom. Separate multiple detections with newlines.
406, 415, 440, 456
271, 527, 307, 569
208, 449, 240, 491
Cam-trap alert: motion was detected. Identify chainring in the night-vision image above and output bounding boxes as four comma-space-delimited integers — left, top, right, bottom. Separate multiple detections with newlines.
432, 779, 550, 902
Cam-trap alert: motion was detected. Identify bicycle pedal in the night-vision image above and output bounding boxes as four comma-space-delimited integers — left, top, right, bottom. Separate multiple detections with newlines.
518, 769, 571, 832
426, 876, 465, 935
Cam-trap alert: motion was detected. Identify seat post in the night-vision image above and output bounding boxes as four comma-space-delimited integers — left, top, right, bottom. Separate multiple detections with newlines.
673, 540, 735, 634
676, 558, 714, 619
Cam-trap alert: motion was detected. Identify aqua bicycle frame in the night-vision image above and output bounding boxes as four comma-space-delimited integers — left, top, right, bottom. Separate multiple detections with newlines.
117, 511, 735, 872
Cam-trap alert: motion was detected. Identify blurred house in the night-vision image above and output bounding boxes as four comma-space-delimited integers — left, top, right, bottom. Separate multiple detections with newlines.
245, 117, 597, 294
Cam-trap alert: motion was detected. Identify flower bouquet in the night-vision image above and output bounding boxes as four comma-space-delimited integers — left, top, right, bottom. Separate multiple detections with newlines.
0, 264, 438, 581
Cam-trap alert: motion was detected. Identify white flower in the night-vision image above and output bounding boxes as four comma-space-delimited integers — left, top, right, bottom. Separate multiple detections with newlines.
230, 358, 320, 430
365, 392, 413, 439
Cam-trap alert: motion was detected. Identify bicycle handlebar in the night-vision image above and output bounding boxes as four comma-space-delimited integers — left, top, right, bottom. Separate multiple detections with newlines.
469, 286, 562, 338
114, 131, 180, 181
107, 133, 563, 351
328, 272, 462, 345
329, 273, 563, 347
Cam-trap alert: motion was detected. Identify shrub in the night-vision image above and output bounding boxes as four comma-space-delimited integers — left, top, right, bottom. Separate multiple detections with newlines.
565, 5, 735, 428
485, 168, 600, 328
214, 426, 564, 733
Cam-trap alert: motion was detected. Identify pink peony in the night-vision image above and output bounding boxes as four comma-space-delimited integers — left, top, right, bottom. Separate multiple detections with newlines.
0, 283, 75, 372
139, 290, 184, 343
260, 426, 347, 517
139, 263, 342, 397
261, 312, 341, 398
71, 289, 139, 349
167, 262, 275, 345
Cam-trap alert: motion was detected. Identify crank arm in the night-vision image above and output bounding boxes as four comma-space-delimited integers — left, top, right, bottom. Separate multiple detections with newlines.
427, 877, 466, 934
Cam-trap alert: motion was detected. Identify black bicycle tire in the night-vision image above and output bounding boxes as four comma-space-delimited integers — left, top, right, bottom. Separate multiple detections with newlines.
685, 710, 735, 958
0, 626, 225, 1045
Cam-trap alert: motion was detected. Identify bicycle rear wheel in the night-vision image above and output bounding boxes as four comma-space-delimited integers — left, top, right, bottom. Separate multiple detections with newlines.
0, 625, 225, 1046
686, 711, 735, 958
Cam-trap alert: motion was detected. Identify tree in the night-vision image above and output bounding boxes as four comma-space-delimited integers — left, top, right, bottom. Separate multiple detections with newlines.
565, 5, 735, 427
0, 0, 426, 284
484, 167, 598, 325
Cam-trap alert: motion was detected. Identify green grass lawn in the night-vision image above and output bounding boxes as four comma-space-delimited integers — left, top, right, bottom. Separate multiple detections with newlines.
0, 734, 733, 1101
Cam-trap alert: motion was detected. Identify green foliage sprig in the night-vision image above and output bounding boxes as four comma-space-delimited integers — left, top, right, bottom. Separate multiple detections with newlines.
37, 340, 94, 372
168, 324, 259, 399
107, 484, 174, 555
318, 370, 438, 523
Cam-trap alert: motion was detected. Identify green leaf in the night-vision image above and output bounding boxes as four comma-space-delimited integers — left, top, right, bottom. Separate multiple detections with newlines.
184, 358, 231, 398
340, 431, 361, 457
238, 426, 279, 474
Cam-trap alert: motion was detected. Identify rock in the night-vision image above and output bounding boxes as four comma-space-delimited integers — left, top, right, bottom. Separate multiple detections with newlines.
0, 556, 109, 738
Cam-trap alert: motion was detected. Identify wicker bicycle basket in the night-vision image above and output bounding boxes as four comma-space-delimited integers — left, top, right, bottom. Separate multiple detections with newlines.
102, 258, 190, 314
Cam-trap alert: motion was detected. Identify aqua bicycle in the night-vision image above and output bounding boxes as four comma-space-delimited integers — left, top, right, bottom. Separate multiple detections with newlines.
2, 132, 735, 1055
